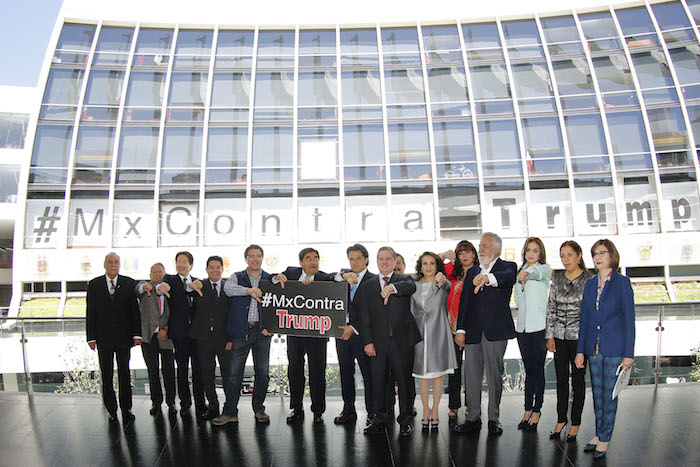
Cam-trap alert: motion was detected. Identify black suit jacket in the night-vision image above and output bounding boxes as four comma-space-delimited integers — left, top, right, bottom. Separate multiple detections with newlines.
457, 258, 517, 344
340, 268, 377, 330
357, 273, 421, 353
86, 275, 140, 349
189, 279, 233, 345
162, 274, 198, 340
280, 266, 335, 282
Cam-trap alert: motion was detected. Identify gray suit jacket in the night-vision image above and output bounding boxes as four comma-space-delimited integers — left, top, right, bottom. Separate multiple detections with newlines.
136, 282, 174, 350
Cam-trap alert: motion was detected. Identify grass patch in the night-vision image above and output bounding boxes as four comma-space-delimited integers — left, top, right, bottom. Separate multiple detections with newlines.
19, 298, 60, 317
64, 297, 86, 317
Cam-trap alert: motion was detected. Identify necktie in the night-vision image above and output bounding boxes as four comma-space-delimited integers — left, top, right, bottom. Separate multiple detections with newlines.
213, 282, 219, 299
383, 276, 393, 336
157, 294, 162, 315
109, 279, 115, 295
350, 279, 358, 301
183, 277, 192, 306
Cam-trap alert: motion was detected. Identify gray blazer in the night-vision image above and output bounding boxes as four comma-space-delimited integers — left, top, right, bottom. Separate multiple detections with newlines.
136, 282, 174, 350
410, 280, 458, 376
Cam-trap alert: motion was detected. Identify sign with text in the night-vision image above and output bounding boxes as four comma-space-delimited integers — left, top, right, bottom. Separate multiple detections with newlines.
260, 280, 347, 339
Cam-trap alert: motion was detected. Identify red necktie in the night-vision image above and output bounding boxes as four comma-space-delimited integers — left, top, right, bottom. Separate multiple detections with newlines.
157, 294, 162, 315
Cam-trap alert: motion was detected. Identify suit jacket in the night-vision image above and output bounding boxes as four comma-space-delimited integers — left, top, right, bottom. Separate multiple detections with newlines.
341, 268, 377, 331
189, 278, 233, 346
162, 274, 198, 340
136, 282, 174, 349
280, 266, 336, 282
357, 273, 421, 352
577, 271, 635, 358
457, 258, 517, 344
86, 275, 140, 349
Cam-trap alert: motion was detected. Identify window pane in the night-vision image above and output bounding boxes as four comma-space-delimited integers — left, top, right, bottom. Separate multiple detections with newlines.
84, 70, 124, 105
254, 72, 294, 106
422, 26, 460, 50
615, 7, 655, 36
668, 47, 700, 85
438, 183, 481, 235
217, 30, 254, 55
340, 29, 378, 54
31, 125, 73, 167
258, 31, 295, 55
521, 117, 564, 156
252, 126, 293, 166
118, 127, 159, 168
0, 166, 20, 203
384, 69, 425, 104
606, 111, 650, 154
42, 68, 85, 105
478, 120, 521, 162
552, 59, 594, 95
652, 2, 692, 30
686, 0, 700, 25
96, 27, 134, 52
592, 55, 635, 92
381, 27, 419, 53
648, 107, 689, 151
388, 122, 430, 163
565, 114, 608, 156
427, 67, 468, 102
298, 72, 338, 106
56, 24, 96, 51
470, 64, 510, 99
161, 127, 203, 167
502, 20, 541, 47
631, 51, 674, 88
341, 71, 381, 106
168, 72, 208, 106
75, 126, 115, 168
176, 30, 213, 55
541, 16, 580, 43
511, 63, 553, 98
211, 72, 251, 107
579, 12, 618, 40
299, 30, 336, 54
343, 124, 385, 166
207, 127, 248, 167
135, 29, 174, 54
462, 23, 501, 49
433, 121, 475, 163
0, 113, 29, 149
126, 71, 166, 106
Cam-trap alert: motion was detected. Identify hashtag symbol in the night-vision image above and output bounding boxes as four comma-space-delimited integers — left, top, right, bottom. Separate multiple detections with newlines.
261, 293, 272, 307
33, 206, 61, 243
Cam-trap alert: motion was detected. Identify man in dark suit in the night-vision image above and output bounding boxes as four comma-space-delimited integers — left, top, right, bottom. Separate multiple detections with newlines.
214, 244, 273, 425
334, 244, 376, 425
360, 246, 420, 437
453, 232, 517, 436
137, 262, 176, 416
188, 256, 233, 421
86, 252, 141, 422
273, 247, 335, 424
142, 251, 206, 417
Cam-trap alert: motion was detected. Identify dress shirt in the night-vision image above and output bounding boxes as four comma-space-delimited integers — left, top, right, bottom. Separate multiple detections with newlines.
224, 269, 263, 322
480, 258, 499, 288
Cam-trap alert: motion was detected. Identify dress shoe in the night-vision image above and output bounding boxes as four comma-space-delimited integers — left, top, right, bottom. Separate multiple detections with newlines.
167, 405, 178, 415
107, 412, 118, 422
517, 419, 530, 430
399, 424, 412, 437
593, 449, 607, 459
211, 415, 238, 426
149, 404, 161, 416
333, 411, 357, 424
488, 420, 503, 435
583, 443, 598, 452
363, 422, 385, 435
122, 411, 135, 422
255, 411, 270, 423
452, 419, 481, 434
286, 409, 304, 423
202, 409, 219, 420
313, 413, 324, 424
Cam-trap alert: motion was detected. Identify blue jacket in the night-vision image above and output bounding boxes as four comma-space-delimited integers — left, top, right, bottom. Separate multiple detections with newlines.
227, 269, 272, 339
576, 271, 635, 359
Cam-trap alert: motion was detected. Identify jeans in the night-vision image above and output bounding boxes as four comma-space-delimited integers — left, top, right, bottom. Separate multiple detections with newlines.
588, 353, 623, 442
223, 325, 272, 417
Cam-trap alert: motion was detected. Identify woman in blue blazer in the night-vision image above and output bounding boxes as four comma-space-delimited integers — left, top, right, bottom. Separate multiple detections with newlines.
575, 239, 635, 459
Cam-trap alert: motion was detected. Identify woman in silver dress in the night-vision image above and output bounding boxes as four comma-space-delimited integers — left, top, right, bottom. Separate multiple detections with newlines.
411, 251, 458, 429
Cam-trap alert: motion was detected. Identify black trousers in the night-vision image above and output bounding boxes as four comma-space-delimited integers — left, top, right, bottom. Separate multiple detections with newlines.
287, 336, 327, 413
172, 337, 206, 409
197, 337, 232, 413
554, 338, 586, 425
447, 341, 465, 410
97, 344, 131, 415
336, 334, 374, 414
517, 330, 547, 412
141, 334, 176, 406
371, 338, 415, 427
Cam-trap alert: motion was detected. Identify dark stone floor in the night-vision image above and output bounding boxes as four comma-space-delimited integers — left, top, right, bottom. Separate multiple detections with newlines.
0, 383, 698, 466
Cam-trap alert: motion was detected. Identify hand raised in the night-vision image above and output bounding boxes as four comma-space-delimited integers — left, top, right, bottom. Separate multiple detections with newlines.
191, 279, 204, 297
442, 249, 456, 262
157, 282, 171, 298
143, 282, 153, 297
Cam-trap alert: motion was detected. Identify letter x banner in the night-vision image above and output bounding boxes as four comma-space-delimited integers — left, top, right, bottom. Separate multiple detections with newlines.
260, 281, 348, 338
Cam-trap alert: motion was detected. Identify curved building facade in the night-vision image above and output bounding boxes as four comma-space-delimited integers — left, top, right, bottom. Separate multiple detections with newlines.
11, 0, 700, 316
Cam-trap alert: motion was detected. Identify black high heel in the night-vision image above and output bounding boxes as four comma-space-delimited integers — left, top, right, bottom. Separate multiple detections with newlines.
525, 412, 540, 431
566, 425, 579, 442
550, 421, 566, 439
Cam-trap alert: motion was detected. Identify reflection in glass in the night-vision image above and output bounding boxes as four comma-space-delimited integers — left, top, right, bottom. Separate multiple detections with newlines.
647, 107, 689, 151
254, 72, 294, 107
433, 121, 475, 163
169, 72, 208, 106
211, 72, 251, 107
299, 30, 336, 54
258, 30, 295, 55
427, 67, 468, 102
31, 125, 74, 167
565, 114, 608, 157
552, 59, 593, 95
96, 27, 133, 52
540, 16, 580, 44
161, 127, 203, 167
340, 29, 378, 54
343, 124, 384, 167
388, 122, 430, 164
651, 2, 691, 31
43, 69, 85, 105
125, 71, 166, 106
615, 7, 655, 36
298, 72, 337, 106
422, 26, 460, 51
252, 126, 293, 166
511, 63, 553, 98
118, 127, 159, 168
592, 55, 634, 92
631, 51, 674, 89
75, 126, 116, 168
175, 30, 213, 55
502, 20, 541, 47
381, 28, 419, 53
135, 29, 173, 54
341, 71, 381, 106
462, 23, 501, 49
606, 111, 650, 154
668, 47, 700, 85
470, 65, 510, 99
217, 30, 254, 55
56, 24, 95, 51
478, 120, 521, 162
578, 12, 618, 40
84, 70, 124, 105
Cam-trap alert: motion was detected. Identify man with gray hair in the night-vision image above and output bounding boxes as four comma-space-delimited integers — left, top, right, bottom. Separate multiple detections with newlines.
453, 233, 517, 435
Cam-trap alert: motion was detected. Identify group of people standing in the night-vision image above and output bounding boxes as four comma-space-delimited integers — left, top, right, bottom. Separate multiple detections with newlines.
85, 232, 635, 458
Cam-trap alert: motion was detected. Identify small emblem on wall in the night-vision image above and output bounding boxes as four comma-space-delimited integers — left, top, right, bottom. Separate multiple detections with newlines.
266, 254, 279, 268
37, 256, 47, 273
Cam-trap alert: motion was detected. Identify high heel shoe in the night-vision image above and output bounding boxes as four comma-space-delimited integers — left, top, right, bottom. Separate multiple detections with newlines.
431, 419, 439, 428
421, 418, 430, 429
583, 443, 597, 452
566, 425, 579, 442
549, 421, 566, 439
525, 412, 540, 431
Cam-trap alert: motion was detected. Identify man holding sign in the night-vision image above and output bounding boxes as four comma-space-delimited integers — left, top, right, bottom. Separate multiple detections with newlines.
273, 248, 336, 424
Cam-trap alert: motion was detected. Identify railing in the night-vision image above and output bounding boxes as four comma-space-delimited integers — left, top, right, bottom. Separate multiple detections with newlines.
1, 302, 698, 397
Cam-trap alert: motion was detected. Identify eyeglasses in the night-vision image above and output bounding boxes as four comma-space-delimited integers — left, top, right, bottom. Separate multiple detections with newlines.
246, 254, 263, 259
592, 250, 609, 258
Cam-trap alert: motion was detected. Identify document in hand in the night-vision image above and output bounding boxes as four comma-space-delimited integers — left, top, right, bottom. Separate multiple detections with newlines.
612, 364, 631, 400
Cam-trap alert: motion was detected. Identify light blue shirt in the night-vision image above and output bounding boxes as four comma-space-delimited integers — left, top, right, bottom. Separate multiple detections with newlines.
513, 262, 552, 333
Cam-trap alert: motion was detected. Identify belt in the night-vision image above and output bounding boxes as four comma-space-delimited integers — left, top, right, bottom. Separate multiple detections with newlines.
247, 321, 259, 327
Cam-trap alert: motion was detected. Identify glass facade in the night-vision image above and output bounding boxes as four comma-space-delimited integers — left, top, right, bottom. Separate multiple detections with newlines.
16, 2, 700, 263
